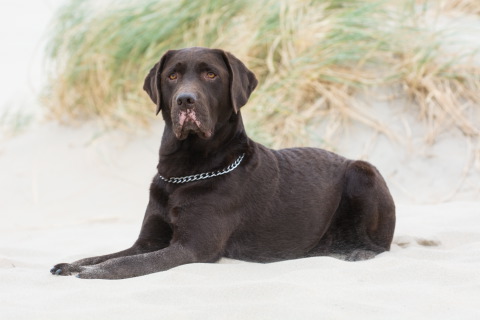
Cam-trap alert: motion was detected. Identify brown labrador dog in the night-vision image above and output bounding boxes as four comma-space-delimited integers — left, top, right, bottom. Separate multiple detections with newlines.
51, 47, 395, 279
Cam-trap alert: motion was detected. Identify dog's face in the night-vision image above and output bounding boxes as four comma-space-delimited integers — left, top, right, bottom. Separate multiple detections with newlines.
143, 47, 258, 140
159, 48, 230, 140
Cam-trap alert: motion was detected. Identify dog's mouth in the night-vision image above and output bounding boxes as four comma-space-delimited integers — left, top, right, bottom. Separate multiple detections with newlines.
173, 109, 212, 140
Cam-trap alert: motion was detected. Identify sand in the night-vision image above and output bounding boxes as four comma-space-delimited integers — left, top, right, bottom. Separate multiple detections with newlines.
1, 122, 480, 319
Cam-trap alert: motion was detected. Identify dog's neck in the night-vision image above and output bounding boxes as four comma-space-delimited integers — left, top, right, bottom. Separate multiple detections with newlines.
157, 112, 250, 177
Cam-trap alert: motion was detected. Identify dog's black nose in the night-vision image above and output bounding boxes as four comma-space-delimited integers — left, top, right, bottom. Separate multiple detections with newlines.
176, 93, 196, 106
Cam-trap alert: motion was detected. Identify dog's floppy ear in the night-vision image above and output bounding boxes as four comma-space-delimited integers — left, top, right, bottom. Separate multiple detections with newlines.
221, 51, 258, 114
143, 51, 172, 115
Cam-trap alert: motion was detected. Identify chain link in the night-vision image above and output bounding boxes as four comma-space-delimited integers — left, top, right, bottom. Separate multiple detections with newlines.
159, 153, 245, 184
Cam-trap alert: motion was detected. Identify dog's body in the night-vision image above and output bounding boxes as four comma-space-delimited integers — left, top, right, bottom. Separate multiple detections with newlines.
51, 47, 395, 279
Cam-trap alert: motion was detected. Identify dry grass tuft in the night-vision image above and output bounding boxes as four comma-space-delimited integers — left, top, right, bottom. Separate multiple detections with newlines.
436, 0, 480, 15
398, 53, 480, 143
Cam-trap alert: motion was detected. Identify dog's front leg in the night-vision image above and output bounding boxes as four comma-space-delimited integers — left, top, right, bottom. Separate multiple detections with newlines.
74, 242, 196, 279
51, 200, 171, 276
75, 210, 235, 279
50, 237, 168, 276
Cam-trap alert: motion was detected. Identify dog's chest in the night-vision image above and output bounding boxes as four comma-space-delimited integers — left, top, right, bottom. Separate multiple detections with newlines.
150, 180, 197, 223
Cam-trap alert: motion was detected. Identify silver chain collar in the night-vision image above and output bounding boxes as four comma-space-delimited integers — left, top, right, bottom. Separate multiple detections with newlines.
159, 153, 245, 184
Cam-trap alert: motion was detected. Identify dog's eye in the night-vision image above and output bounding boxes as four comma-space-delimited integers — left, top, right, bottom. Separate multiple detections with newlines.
168, 73, 177, 80
206, 72, 216, 79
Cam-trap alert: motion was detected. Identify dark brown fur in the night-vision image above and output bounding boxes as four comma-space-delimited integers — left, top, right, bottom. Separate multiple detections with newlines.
51, 47, 395, 279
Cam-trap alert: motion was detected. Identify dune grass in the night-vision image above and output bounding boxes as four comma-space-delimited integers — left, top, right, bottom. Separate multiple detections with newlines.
0, 109, 34, 138
438, 0, 480, 15
43, 0, 480, 148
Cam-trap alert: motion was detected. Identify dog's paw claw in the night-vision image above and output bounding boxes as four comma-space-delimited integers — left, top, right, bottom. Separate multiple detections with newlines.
50, 263, 79, 276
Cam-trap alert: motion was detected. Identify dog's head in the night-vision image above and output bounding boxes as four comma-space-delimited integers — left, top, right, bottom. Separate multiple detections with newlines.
143, 47, 257, 140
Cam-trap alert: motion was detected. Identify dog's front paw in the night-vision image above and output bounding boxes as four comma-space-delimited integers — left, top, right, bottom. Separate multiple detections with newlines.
50, 263, 83, 276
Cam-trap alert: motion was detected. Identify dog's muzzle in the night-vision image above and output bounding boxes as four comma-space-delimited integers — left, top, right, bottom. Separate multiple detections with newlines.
172, 91, 213, 140
172, 107, 212, 140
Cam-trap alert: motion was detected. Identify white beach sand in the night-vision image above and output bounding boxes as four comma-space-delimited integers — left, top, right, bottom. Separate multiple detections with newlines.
1, 1, 480, 319
1, 122, 479, 320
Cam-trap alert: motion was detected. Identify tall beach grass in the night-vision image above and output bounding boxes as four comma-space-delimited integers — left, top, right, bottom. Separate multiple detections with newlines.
43, 0, 480, 148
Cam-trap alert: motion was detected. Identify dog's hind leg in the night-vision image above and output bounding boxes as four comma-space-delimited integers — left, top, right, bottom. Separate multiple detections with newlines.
318, 160, 396, 261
